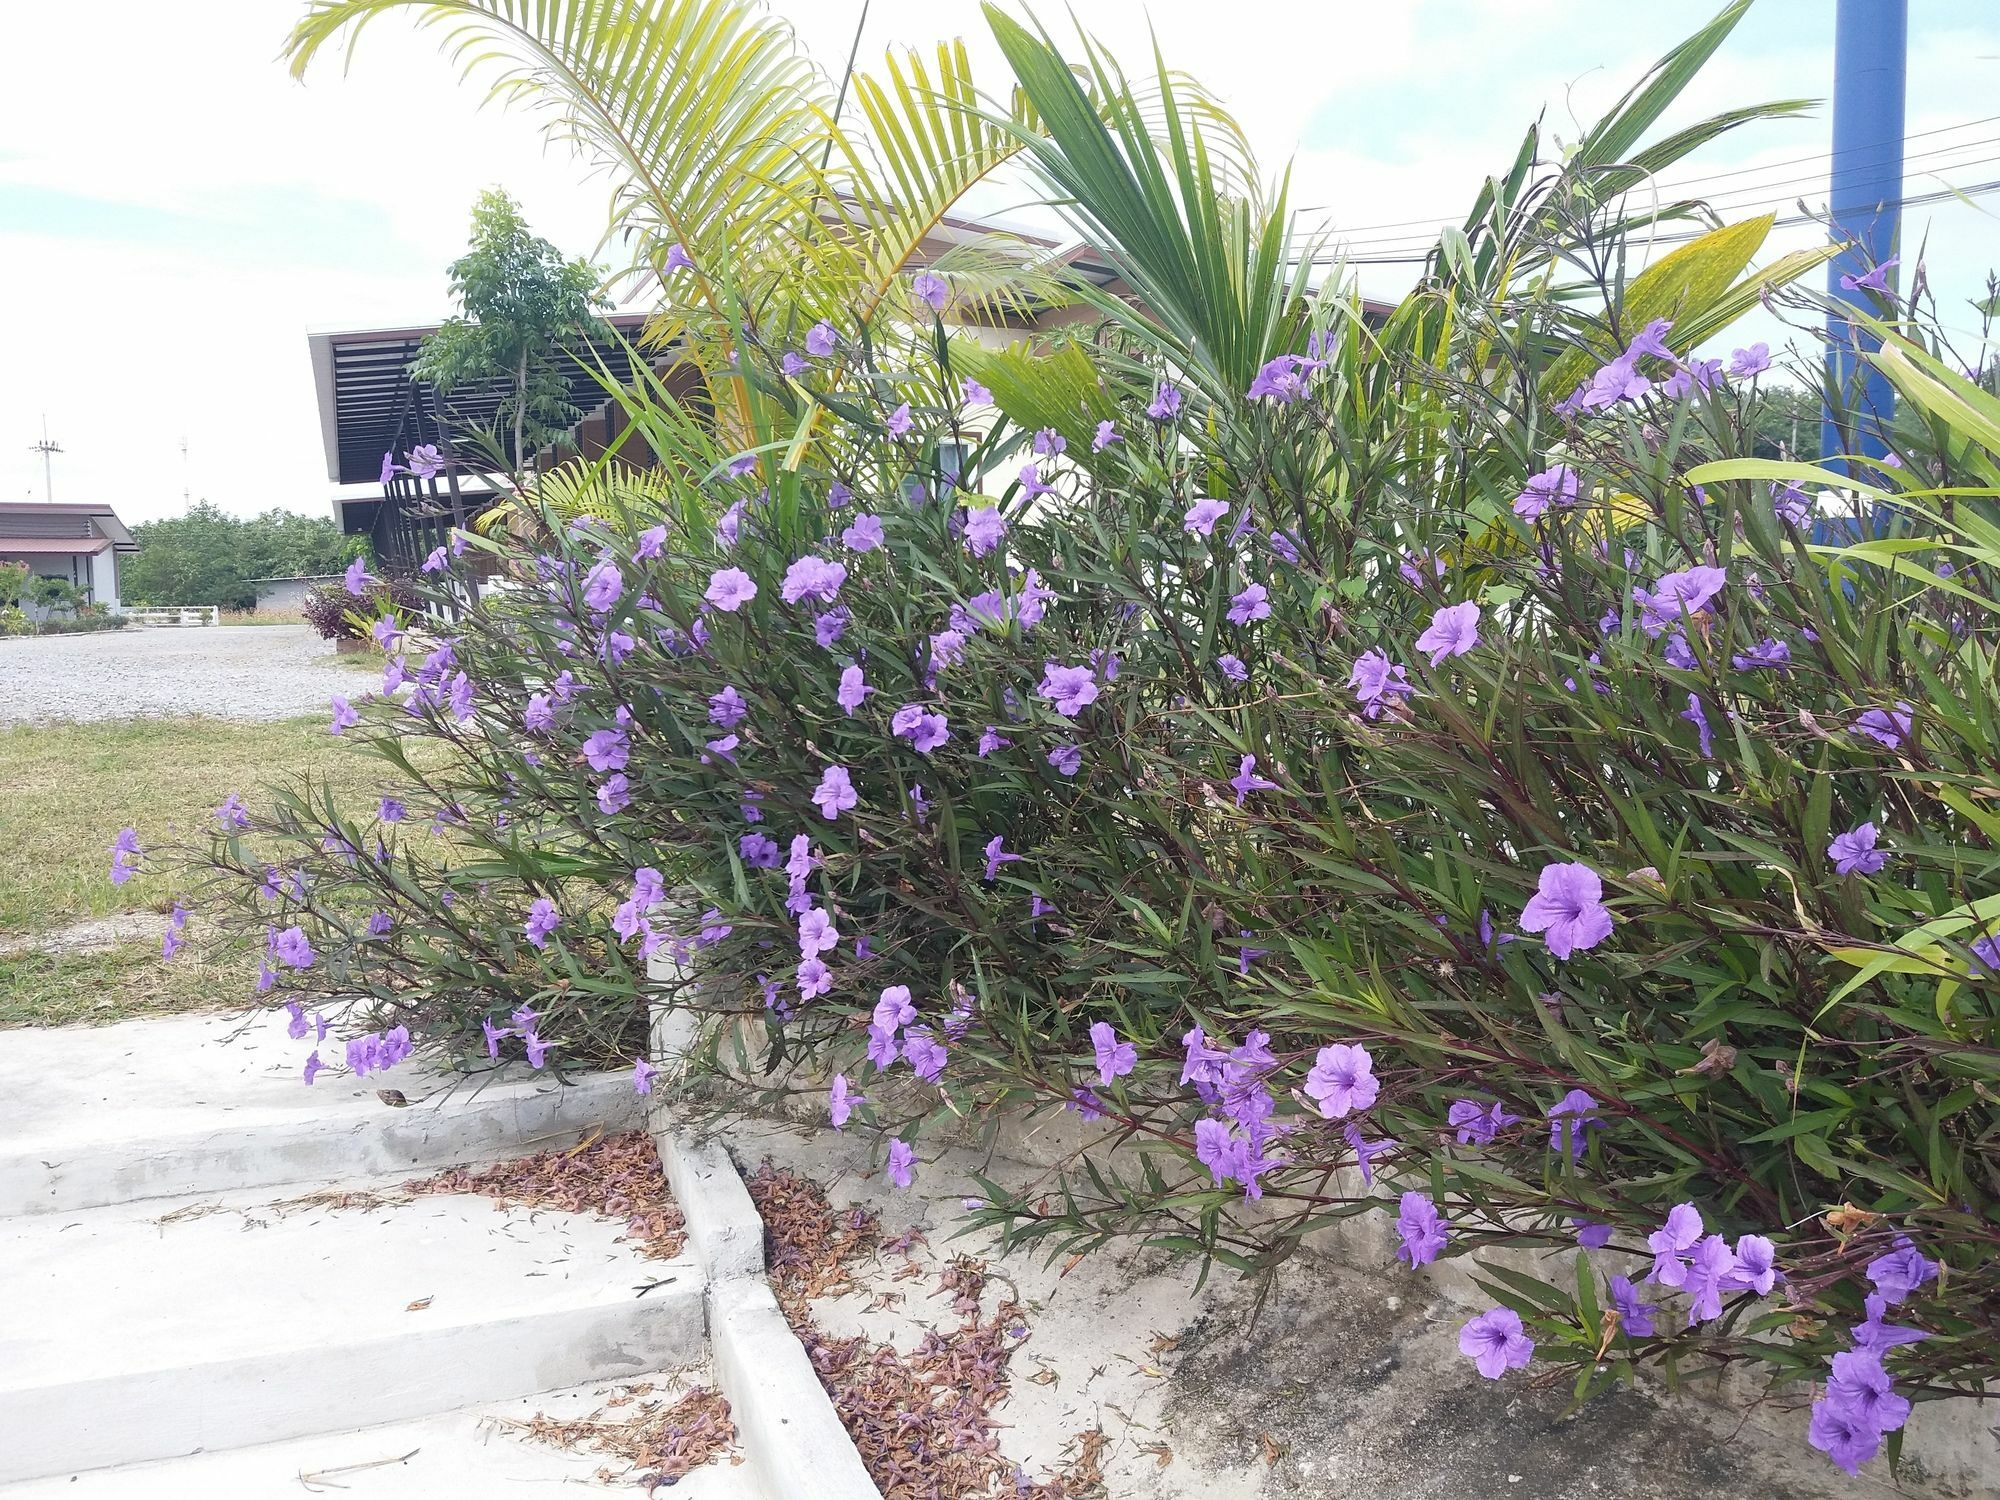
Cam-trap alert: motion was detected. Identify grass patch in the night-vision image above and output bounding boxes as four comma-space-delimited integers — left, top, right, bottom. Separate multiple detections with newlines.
0, 929, 257, 1028
0, 714, 398, 1025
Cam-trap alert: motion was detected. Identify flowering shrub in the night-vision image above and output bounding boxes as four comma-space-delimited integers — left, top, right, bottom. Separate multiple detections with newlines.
299, 571, 418, 642
154, 5, 2000, 1481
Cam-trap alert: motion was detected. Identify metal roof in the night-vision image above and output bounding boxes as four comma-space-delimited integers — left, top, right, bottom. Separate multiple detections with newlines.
306, 314, 655, 486
0, 536, 114, 556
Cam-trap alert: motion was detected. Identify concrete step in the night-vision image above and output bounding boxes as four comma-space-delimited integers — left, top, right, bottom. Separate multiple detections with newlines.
0, 1373, 756, 1498
0, 1009, 641, 1215
0, 1183, 706, 1483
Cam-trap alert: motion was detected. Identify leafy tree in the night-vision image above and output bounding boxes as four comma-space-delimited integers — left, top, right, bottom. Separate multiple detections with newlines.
123, 503, 362, 608
1746, 382, 1822, 460
411, 190, 609, 473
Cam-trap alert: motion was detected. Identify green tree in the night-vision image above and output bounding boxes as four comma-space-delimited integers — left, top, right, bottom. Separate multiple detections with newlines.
124, 503, 362, 608
1746, 382, 1823, 460
412, 189, 609, 473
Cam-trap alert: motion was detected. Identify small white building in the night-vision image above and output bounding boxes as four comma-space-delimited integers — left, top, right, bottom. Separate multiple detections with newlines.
247, 574, 341, 613
0, 501, 137, 612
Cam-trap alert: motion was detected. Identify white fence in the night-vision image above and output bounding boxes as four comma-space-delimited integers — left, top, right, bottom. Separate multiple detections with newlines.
119, 606, 219, 628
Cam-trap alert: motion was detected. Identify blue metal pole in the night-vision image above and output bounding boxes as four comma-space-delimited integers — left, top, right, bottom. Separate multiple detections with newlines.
1821, 0, 1906, 474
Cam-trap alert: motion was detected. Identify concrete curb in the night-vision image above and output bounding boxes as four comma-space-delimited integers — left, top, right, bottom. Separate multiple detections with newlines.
654, 1128, 766, 1283
1, 1071, 642, 1217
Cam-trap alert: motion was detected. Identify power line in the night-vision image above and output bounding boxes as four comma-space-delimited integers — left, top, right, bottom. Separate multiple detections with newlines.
1289, 112, 2000, 244
1310, 175, 2000, 267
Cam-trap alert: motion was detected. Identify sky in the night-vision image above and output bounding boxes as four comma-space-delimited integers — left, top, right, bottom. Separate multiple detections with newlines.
1, 0, 1995, 525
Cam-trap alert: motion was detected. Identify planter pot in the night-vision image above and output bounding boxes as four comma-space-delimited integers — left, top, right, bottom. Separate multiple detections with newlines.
334, 635, 372, 655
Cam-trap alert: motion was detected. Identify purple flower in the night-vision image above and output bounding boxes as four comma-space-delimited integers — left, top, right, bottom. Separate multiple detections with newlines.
1647, 1201, 1703, 1288
891, 703, 949, 753
1682, 1234, 1739, 1324
582, 726, 629, 772
1227, 582, 1271, 625
1839, 255, 1897, 294
1808, 1399, 1883, 1476
780, 555, 847, 606
1680, 693, 1714, 759
1304, 1041, 1378, 1119
841, 513, 884, 553
1459, 1307, 1534, 1379
1348, 650, 1412, 719
1147, 382, 1183, 421
739, 832, 780, 869
796, 956, 832, 1000
1513, 465, 1580, 520
1828, 822, 1887, 876
1247, 353, 1322, 403
977, 725, 1010, 757
1343, 1123, 1394, 1185
1395, 1191, 1449, 1267
812, 765, 858, 820
963, 507, 1007, 557
1864, 1235, 1938, 1305
1090, 1021, 1136, 1085
708, 684, 748, 728
982, 835, 1023, 882
271, 925, 315, 970
1183, 499, 1230, 536
1016, 567, 1057, 630
1447, 1098, 1519, 1146
523, 1029, 551, 1069
329, 695, 360, 735
1851, 702, 1914, 750
814, 607, 850, 647
911, 270, 949, 309
1729, 342, 1771, 378
1229, 755, 1277, 808
524, 898, 560, 949
1721, 1234, 1781, 1296
109, 826, 142, 886
902, 1025, 947, 1083
829, 1073, 861, 1128
582, 557, 623, 613
1518, 862, 1613, 959
961, 377, 991, 405
1046, 743, 1082, 777
160, 904, 188, 960
705, 567, 757, 612
1038, 662, 1100, 717
836, 665, 871, 715
343, 556, 372, 596
1217, 653, 1248, 683
1637, 566, 1726, 636
886, 402, 913, 438
1772, 481, 1812, 526
1546, 1088, 1602, 1161
804, 319, 838, 358
1852, 1293, 1929, 1354
885, 1138, 916, 1189
1608, 1274, 1658, 1338
1731, 637, 1790, 671
1092, 419, 1121, 451
1414, 601, 1480, 666
1660, 358, 1725, 400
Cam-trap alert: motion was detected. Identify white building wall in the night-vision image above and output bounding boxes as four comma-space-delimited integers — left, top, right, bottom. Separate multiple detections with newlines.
88, 550, 119, 610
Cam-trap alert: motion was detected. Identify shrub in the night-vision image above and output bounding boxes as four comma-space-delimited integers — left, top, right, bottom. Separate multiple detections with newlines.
25, 613, 129, 636
161, 4, 1997, 1483
300, 577, 421, 641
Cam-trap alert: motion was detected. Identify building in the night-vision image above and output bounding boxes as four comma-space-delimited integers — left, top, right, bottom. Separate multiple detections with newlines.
0, 501, 137, 612
247, 574, 343, 613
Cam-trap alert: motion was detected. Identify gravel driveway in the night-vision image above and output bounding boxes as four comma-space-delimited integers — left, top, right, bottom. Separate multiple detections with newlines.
0, 625, 375, 725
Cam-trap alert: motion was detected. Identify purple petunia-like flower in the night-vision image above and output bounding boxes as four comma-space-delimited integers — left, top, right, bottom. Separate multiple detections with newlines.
1721, 1234, 1781, 1296
1518, 862, 1613, 960
1513, 465, 1580, 520
1864, 1235, 1938, 1305
891, 703, 949, 753
964, 507, 1007, 557
582, 557, 623, 613
1637, 566, 1726, 637
1546, 1088, 1602, 1161
1459, 1307, 1534, 1379
1147, 382, 1183, 421
1183, 499, 1230, 536
1217, 653, 1248, 683
805, 320, 838, 358
1090, 1021, 1137, 1085
1046, 743, 1082, 777
1038, 662, 1100, 718
1852, 702, 1914, 750
1227, 582, 1271, 625
1681, 693, 1714, 759
815, 608, 849, 648
740, 832, 780, 868
1395, 1191, 1449, 1267
911, 270, 949, 310
1448, 1097, 1519, 1146
271, 925, 315, 970
1415, 601, 1481, 667
1828, 822, 1887, 876
1647, 1202, 1704, 1288
109, 827, 143, 886
343, 556, 372, 596
1609, 1274, 1657, 1338
706, 567, 757, 612
524, 898, 560, 949
885, 1138, 916, 1189
1304, 1041, 1378, 1119
1349, 650, 1412, 719
1246, 353, 1323, 404
886, 402, 913, 438
1808, 1399, 1883, 1476
1229, 755, 1277, 808
837, 664, 871, 715
812, 765, 858, 820
842, 513, 884, 553
1732, 637, 1791, 671
982, 835, 1022, 883
1729, 342, 1771, 378
977, 725, 1010, 757
708, 684, 748, 729
329, 695, 360, 735
781, 555, 847, 606
829, 1073, 861, 1128
1839, 255, 1897, 295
